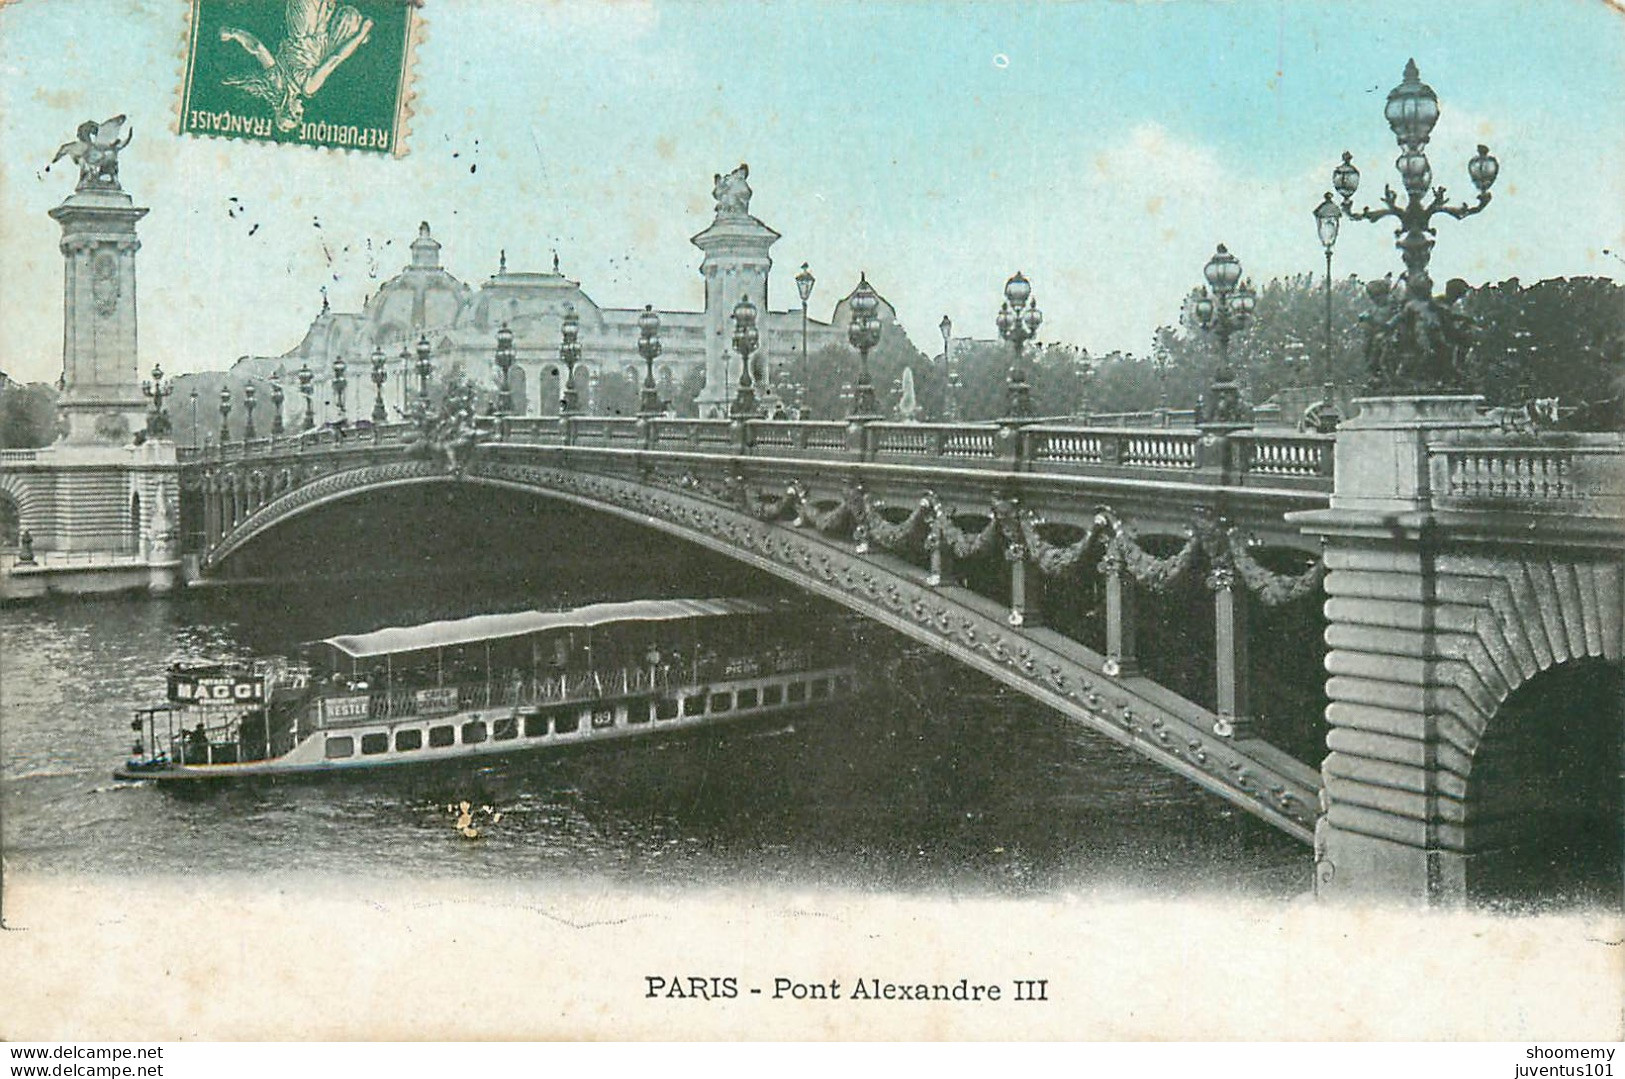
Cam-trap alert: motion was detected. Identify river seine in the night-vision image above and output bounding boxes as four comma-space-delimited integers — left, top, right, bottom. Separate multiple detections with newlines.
1, 569, 1308, 900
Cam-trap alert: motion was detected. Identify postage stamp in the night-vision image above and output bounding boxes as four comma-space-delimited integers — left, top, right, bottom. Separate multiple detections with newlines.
177, 0, 419, 155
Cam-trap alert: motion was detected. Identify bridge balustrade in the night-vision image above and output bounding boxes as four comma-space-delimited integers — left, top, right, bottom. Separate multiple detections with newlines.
1429, 433, 1625, 516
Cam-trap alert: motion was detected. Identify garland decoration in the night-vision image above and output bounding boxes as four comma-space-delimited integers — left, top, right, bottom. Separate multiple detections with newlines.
1102, 520, 1201, 594
1229, 537, 1326, 606
859, 494, 933, 554
745, 481, 802, 522
794, 483, 864, 537
1017, 509, 1107, 578
939, 503, 1005, 560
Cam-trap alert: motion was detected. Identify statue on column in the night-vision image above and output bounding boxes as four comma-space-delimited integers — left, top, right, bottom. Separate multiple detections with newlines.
711, 163, 752, 216
51, 115, 133, 190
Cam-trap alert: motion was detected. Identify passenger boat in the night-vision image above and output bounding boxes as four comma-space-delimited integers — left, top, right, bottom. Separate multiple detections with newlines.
115, 598, 860, 783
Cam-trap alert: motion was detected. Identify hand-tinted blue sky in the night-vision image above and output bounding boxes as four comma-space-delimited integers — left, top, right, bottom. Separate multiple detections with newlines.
1, 0, 1619, 382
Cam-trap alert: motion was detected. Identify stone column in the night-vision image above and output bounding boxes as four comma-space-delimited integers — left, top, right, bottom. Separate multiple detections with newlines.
1208, 565, 1251, 738
1101, 542, 1139, 676
691, 182, 779, 420
50, 187, 150, 444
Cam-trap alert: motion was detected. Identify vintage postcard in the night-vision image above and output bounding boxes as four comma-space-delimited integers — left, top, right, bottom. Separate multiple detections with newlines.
1, 0, 1621, 1051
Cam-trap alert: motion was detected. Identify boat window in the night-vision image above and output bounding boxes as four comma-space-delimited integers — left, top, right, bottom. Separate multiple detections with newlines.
524, 713, 549, 738
324, 736, 354, 759
710, 692, 732, 713
737, 687, 759, 709
654, 698, 679, 721
360, 733, 389, 755
628, 702, 651, 724
395, 729, 423, 751
429, 725, 455, 748
462, 721, 487, 744
683, 695, 705, 717
762, 684, 783, 707
492, 716, 518, 741
810, 678, 830, 700
787, 681, 807, 703
554, 711, 579, 734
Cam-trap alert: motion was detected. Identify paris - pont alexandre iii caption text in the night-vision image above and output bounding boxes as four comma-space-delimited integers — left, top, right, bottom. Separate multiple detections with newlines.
644, 976, 1049, 1003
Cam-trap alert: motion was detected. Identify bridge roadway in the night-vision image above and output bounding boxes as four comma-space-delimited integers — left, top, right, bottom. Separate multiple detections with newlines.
182, 415, 1335, 842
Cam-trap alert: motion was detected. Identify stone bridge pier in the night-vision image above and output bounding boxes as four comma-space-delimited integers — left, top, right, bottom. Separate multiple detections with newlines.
1293, 397, 1624, 905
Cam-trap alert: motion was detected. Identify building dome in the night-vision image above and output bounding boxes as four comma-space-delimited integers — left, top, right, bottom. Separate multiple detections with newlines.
363, 221, 470, 351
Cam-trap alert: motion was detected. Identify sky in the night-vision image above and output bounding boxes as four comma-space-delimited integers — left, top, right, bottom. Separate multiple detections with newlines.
0, 0, 1620, 384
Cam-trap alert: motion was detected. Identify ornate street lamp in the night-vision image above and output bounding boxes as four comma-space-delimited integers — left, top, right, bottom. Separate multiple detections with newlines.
846, 274, 882, 419
243, 381, 257, 440
140, 362, 171, 437
269, 374, 285, 436
1192, 244, 1256, 429
996, 271, 1042, 419
939, 315, 960, 422
729, 294, 760, 419
557, 305, 582, 415
297, 362, 315, 430
414, 335, 433, 407
218, 385, 232, 443
1329, 59, 1499, 391
1312, 192, 1344, 431
331, 356, 348, 426
795, 262, 815, 417
370, 347, 389, 423
637, 305, 663, 417
493, 324, 516, 416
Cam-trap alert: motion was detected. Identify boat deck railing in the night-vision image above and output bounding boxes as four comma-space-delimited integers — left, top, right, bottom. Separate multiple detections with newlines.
324, 650, 834, 727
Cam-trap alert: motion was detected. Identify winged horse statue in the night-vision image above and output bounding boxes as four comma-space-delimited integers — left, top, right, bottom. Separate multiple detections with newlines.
219, 0, 374, 133
52, 115, 132, 189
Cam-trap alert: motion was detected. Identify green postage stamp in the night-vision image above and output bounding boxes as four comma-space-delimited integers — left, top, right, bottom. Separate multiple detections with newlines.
178, 0, 420, 155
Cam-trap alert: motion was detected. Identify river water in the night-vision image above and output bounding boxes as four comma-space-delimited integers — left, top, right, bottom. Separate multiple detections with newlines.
1, 567, 1308, 901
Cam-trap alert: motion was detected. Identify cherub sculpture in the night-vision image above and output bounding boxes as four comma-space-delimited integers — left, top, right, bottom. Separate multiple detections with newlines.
52, 115, 132, 190
712, 163, 752, 216
219, 0, 374, 133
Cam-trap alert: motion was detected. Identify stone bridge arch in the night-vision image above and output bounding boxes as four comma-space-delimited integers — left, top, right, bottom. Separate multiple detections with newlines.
203, 455, 1321, 841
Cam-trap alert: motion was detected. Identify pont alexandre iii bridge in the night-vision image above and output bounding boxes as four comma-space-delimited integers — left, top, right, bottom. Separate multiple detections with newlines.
173, 400, 1624, 904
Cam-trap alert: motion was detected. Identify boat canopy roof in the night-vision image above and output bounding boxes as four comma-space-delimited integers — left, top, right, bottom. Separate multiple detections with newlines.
312, 598, 775, 660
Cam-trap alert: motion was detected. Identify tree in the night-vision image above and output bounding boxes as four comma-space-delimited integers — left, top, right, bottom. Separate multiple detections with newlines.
0, 383, 62, 447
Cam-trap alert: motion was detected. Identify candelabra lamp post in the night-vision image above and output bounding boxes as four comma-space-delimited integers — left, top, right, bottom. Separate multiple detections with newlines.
1329, 59, 1498, 391
140, 363, 172, 437
331, 356, 348, 426
1312, 192, 1344, 431
270, 375, 285, 436
729, 294, 760, 419
298, 362, 315, 431
243, 382, 257, 440
939, 315, 960, 422
218, 385, 232, 443
796, 262, 815, 417
557, 306, 582, 416
370, 348, 389, 424
1192, 244, 1256, 430
414, 335, 433, 408
494, 324, 516, 417
846, 274, 882, 420
637, 305, 663, 417
996, 272, 1042, 419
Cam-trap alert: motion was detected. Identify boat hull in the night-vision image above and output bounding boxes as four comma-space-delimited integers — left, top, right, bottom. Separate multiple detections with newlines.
116, 666, 858, 785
